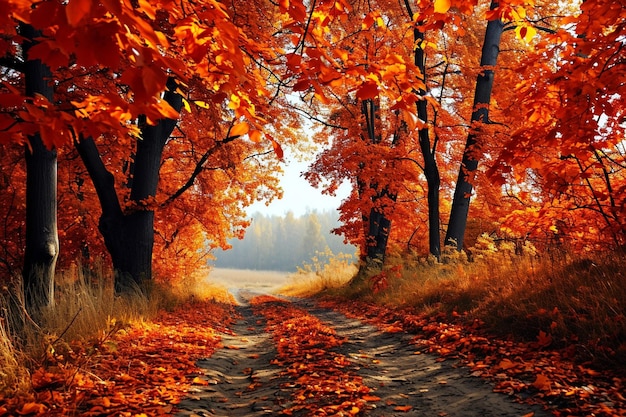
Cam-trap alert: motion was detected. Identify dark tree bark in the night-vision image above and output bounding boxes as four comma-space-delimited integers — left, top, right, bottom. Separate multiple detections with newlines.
76, 77, 182, 292
365, 208, 391, 264
358, 99, 394, 271
445, 1, 504, 251
409, 11, 441, 259
20, 23, 58, 313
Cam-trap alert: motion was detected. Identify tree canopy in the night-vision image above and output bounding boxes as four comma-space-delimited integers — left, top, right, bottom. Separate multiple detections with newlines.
1, 0, 625, 307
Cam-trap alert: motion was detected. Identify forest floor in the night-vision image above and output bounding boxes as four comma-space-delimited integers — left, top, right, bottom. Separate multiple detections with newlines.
3, 289, 625, 416
176, 291, 549, 417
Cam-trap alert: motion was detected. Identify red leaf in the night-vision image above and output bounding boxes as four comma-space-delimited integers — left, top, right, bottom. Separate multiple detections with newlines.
356, 81, 378, 100
293, 79, 311, 92
536, 330, 552, 348
100, 0, 122, 14
270, 137, 284, 159
519, 26, 528, 40
66, 0, 92, 26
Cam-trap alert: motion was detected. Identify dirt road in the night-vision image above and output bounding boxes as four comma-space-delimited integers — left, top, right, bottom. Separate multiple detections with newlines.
176, 292, 549, 417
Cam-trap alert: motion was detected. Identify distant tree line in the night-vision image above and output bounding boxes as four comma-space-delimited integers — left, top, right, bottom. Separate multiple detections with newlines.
213, 210, 357, 271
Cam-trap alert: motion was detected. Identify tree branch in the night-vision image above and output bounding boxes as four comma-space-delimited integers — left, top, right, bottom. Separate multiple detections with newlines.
0, 55, 24, 72
161, 135, 239, 207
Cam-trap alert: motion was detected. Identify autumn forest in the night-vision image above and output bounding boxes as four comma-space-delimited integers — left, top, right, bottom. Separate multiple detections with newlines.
1, 0, 625, 415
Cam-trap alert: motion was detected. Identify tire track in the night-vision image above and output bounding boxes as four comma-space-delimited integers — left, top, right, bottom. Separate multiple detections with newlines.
296, 299, 550, 417
178, 294, 549, 417
176, 302, 290, 416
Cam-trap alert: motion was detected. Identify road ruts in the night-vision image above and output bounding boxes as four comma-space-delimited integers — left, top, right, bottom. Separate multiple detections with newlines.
177, 293, 550, 417
175, 300, 290, 416
295, 298, 550, 417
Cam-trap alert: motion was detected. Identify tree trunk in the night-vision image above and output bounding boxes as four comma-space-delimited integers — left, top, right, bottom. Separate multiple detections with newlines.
74, 136, 128, 290
21, 23, 58, 314
359, 99, 393, 272
445, 1, 503, 251
75, 78, 182, 292
413, 21, 441, 259
120, 78, 182, 288
365, 208, 391, 265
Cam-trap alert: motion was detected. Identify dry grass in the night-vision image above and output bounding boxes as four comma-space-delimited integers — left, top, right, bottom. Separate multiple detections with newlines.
326, 236, 626, 368
279, 250, 358, 297
163, 266, 236, 305
0, 313, 29, 396
0, 263, 233, 397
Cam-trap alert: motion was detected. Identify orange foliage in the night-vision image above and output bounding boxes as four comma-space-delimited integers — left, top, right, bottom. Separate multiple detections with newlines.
0, 300, 234, 416
320, 298, 626, 417
0, 0, 623, 283
251, 296, 381, 415
303, 0, 552, 255
0, 0, 301, 283
491, 0, 626, 251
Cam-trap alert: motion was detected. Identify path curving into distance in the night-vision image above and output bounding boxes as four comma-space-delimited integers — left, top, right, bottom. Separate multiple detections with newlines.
176, 291, 548, 417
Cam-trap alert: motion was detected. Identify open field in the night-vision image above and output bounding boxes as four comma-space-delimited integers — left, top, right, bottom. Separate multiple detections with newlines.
207, 268, 292, 293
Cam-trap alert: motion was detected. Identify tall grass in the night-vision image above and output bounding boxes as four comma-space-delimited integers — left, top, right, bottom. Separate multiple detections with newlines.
0, 313, 29, 396
327, 235, 626, 368
280, 248, 358, 297
0, 262, 231, 397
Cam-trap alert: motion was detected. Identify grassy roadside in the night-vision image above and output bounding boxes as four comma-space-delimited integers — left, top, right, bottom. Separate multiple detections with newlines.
280, 250, 357, 297
0, 264, 232, 401
286, 237, 626, 369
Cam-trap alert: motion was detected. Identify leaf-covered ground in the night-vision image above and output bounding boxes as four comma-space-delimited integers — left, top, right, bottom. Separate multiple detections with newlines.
178, 293, 548, 417
0, 300, 236, 416
3, 293, 625, 416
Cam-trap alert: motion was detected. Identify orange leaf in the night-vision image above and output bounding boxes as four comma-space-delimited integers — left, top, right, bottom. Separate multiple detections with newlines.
156, 100, 180, 120
17, 402, 46, 415
497, 358, 517, 370
249, 129, 263, 143
362, 394, 381, 402
394, 405, 413, 412
192, 376, 209, 385
230, 122, 249, 137
531, 374, 551, 391
433, 0, 451, 14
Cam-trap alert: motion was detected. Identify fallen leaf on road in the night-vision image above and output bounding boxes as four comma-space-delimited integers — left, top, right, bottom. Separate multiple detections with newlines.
394, 404, 413, 412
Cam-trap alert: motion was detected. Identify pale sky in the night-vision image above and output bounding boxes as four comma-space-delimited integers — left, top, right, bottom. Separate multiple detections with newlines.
248, 154, 351, 217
